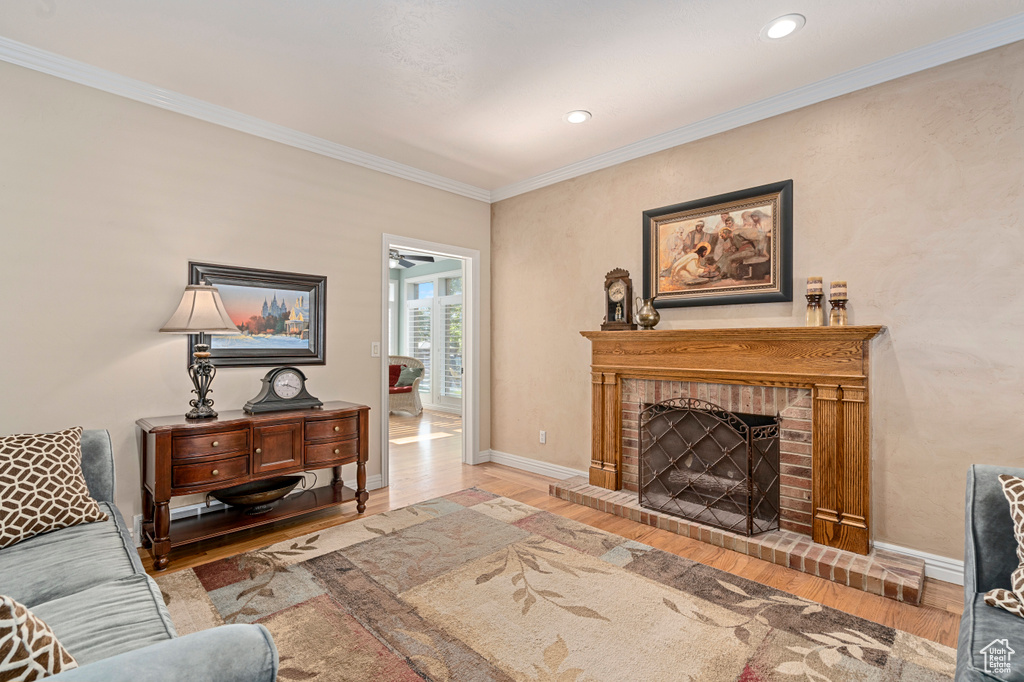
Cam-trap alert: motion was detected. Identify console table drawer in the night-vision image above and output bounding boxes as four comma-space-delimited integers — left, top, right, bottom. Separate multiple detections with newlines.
172, 455, 249, 488
305, 417, 357, 442
305, 439, 358, 466
172, 429, 249, 460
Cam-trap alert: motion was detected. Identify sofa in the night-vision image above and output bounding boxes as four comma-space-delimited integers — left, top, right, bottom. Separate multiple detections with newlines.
0, 429, 278, 681
958, 464, 1024, 681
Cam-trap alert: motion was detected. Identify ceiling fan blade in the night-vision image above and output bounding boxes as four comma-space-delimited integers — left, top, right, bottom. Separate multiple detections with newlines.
399, 258, 416, 268
405, 255, 435, 262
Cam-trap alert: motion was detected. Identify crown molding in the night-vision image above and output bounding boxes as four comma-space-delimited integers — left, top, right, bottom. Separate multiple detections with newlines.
0, 36, 492, 203
490, 14, 1024, 202
3, 13, 1022, 207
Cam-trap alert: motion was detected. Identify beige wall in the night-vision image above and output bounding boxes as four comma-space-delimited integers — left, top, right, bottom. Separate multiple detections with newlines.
0, 62, 491, 521
491, 42, 1024, 560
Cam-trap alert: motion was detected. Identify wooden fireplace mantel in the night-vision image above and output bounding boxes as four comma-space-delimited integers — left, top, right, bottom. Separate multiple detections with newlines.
581, 325, 885, 555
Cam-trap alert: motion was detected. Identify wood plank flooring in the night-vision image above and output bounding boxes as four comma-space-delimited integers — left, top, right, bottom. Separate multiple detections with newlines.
142, 410, 963, 648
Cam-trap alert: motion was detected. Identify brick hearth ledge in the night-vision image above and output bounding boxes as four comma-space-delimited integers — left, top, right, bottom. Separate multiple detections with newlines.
550, 476, 925, 604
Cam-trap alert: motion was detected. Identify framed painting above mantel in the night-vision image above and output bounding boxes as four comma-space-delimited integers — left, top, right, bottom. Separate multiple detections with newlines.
188, 262, 326, 367
642, 180, 793, 308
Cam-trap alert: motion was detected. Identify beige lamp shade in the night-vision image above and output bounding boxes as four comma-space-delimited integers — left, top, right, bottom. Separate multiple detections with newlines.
159, 284, 240, 334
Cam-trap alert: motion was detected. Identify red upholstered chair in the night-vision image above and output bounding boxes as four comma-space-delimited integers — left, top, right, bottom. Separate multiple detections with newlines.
388, 355, 423, 415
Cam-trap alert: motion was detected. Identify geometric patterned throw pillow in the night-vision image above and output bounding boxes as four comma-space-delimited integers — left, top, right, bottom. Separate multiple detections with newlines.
0, 426, 107, 550
985, 474, 1024, 619
0, 594, 77, 680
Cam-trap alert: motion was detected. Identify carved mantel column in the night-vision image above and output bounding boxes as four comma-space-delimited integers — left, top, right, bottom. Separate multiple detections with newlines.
589, 372, 621, 489
581, 326, 885, 555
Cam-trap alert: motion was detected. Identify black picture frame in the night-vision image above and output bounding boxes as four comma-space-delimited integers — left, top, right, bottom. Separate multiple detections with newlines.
188, 262, 326, 367
642, 180, 793, 308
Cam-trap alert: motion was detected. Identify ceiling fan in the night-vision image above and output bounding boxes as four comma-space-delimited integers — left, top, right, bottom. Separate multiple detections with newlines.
389, 249, 435, 269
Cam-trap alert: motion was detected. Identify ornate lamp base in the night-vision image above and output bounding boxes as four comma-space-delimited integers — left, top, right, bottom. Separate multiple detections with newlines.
186, 343, 218, 419
185, 403, 218, 420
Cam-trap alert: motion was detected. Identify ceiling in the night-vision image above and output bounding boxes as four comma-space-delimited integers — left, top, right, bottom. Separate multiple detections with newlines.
1, 1, 1022, 197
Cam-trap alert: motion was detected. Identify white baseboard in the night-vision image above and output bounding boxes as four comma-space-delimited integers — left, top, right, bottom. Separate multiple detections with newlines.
356, 475, 385, 493
130, 475, 385, 548
471, 448, 494, 465
874, 541, 964, 586
476, 449, 588, 480
420, 403, 462, 416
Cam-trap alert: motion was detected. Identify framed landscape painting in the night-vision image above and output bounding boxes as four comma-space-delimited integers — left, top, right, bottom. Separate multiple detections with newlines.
188, 262, 326, 367
642, 180, 793, 308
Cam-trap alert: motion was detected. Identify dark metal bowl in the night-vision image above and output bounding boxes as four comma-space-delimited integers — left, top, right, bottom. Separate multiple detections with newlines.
209, 475, 304, 515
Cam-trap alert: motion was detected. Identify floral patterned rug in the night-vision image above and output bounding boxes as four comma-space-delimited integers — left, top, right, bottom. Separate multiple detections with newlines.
155, 488, 955, 681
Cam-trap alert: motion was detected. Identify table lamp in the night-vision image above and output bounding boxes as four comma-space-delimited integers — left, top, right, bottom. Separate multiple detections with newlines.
159, 283, 240, 419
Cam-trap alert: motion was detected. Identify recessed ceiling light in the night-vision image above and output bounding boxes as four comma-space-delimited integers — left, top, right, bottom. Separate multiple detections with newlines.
563, 110, 592, 124
760, 14, 805, 41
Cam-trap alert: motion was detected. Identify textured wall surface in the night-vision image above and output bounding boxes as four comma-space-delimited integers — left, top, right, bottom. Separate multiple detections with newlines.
0, 61, 491, 521
491, 42, 1024, 560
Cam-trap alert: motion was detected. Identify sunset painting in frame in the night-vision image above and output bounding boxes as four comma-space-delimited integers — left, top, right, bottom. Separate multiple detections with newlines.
187, 262, 326, 367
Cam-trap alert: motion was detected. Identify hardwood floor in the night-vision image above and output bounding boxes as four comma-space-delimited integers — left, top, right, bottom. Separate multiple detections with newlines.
388, 409, 463, 488
142, 410, 963, 648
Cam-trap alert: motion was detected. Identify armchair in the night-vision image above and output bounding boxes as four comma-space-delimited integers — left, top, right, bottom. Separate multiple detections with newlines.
388, 355, 424, 416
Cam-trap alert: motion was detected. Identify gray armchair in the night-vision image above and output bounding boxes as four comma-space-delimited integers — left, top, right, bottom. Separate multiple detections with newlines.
958, 465, 1024, 681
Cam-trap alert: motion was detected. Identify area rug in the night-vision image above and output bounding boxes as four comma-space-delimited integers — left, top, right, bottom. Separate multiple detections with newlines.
155, 488, 956, 681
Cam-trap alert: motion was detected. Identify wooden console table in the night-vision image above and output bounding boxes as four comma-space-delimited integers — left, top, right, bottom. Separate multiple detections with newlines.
137, 400, 369, 570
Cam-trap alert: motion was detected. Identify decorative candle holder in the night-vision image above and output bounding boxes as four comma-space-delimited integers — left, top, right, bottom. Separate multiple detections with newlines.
805, 294, 825, 327
829, 298, 848, 326
829, 280, 848, 326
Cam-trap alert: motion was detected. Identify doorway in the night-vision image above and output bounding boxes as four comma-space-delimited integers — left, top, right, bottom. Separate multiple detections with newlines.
380, 235, 480, 489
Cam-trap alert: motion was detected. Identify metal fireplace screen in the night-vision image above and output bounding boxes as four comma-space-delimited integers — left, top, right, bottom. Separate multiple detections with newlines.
639, 398, 780, 536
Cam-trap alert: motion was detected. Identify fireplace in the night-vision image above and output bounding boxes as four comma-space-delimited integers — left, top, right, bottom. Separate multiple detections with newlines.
582, 326, 885, 555
640, 398, 780, 535
564, 327, 927, 602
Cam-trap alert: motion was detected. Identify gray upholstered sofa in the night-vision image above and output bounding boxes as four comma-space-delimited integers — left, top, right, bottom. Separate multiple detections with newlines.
958, 464, 1024, 681
0, 429, 278, 681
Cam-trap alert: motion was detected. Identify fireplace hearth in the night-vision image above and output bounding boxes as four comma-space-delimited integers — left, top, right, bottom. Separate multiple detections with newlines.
640, 398, 780, 535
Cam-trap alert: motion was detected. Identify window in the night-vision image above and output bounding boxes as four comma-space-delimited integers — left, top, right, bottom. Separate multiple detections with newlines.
406, 304, 432, 395
442, 301, 462, 398
411, 282, 434, 299
388, 280, 398, 355
442, 276, 462, 296
403, 268, 463, 411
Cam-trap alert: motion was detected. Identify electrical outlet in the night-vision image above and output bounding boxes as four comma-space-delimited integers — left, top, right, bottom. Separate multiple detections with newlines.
371, 342, 381, 357
539, 430, 547, 444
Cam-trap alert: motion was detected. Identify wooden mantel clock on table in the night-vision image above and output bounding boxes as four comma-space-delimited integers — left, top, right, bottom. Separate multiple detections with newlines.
137, 400, 369, 571
601, 268, 637, 331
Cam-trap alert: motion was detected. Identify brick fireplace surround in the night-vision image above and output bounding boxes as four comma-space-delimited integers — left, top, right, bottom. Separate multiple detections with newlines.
556, 327, 928, 604
622, 380, 813, 536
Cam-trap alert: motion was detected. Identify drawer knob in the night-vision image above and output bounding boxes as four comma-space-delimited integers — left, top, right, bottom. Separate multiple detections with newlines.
334, 426, 340, 432
212, 441, 219, 447
334, 448, 340, 454
255, 448, 262, 454
211, 469, 220, 476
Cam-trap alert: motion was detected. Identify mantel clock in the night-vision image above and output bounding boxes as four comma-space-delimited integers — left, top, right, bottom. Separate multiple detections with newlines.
601, 269, 637, 331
